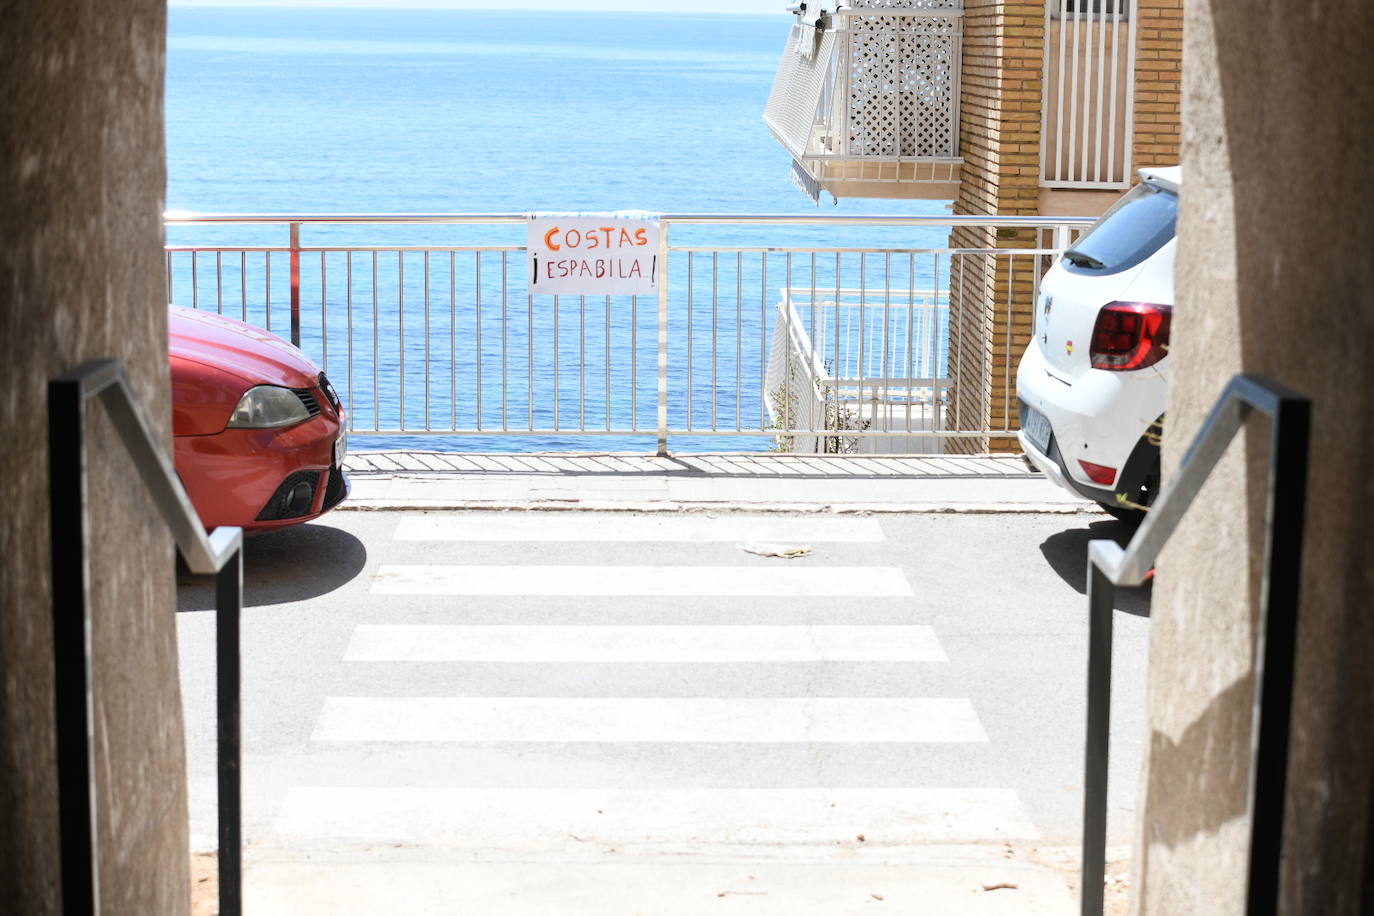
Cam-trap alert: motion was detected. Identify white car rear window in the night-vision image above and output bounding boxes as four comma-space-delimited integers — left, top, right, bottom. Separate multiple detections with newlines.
1062, 182, 1177, 276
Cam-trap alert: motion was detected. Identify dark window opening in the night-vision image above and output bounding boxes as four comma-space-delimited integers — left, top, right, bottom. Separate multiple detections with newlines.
1050, 0, 1131, 19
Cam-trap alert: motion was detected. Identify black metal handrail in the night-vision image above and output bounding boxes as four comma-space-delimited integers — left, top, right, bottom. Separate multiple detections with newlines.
49, 359, 243, 916
1079, 374, 1311, 915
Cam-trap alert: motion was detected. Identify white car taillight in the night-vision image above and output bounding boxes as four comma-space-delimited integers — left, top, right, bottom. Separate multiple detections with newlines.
1089, 301, 1172, 371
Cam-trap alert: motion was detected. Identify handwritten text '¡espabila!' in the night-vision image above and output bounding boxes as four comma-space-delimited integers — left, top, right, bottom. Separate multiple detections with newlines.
542, 256, 653, 281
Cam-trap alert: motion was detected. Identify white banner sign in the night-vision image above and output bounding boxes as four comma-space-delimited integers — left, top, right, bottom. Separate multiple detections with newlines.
527, 212, 661, 296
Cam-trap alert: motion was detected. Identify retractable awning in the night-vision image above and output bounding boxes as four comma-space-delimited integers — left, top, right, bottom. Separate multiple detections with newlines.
763, 21, 838, 163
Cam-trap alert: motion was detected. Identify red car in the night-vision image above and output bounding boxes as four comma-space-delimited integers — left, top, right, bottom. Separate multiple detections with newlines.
170, 304, 348, 531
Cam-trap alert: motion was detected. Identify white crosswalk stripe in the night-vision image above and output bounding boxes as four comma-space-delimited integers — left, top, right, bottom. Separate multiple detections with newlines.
344, 624, 948, 662
394, 513, 885, 542
312, 697, 988, 743
371, 564, 914, 596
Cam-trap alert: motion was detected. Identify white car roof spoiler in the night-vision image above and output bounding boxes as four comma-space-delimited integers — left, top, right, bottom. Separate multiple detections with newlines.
1139, 165, 1181, 195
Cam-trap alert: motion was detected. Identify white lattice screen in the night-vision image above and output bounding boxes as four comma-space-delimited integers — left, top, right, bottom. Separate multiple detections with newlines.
846, 3, 962, 159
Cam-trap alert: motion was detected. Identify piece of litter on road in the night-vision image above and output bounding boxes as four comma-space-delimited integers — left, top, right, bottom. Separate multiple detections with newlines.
871, 893, 884, 901
740, 542, 813, 559
981, 882, 1019, 892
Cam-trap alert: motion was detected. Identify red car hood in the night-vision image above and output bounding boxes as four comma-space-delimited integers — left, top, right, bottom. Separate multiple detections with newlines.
169, 305, 319, 388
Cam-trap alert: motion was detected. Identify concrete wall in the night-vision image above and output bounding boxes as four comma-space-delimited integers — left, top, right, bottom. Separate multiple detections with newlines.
0, 2, 190, 913
1134, 0, 1374, 912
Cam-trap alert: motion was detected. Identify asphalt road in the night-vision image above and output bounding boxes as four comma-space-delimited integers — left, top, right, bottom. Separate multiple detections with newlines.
176, 509, 1150, 913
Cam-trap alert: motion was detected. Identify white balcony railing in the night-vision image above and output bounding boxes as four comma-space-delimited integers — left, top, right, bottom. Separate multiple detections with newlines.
766, 287, 949, 454
764, 1, 963, 202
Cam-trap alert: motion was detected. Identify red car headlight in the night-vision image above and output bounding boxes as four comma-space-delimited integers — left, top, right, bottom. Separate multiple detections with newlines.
227, 385, 313, 428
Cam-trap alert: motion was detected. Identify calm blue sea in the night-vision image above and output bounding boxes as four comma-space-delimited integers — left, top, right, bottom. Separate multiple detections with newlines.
166, 7, 952, 451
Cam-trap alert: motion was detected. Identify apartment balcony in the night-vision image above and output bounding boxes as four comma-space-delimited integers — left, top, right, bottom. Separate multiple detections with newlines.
763, 1, 963, 203
765, 286, 949, 454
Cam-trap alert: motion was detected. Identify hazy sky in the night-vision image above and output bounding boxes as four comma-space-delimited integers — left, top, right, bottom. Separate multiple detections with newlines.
170, 1, 785, 13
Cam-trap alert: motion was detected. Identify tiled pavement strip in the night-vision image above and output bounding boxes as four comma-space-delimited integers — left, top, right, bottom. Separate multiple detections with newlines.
341, 452, 1102, 515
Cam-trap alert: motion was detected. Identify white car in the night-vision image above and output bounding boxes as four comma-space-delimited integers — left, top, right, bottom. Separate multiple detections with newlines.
1017, 166, 1179, 519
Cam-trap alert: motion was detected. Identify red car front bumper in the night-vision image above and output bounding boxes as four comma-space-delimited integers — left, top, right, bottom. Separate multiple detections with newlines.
175, 407, 349, 532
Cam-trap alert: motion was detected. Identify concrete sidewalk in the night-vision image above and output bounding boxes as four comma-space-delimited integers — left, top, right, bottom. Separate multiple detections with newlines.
340, 452, 1102, 514
245, 853, 1084, 915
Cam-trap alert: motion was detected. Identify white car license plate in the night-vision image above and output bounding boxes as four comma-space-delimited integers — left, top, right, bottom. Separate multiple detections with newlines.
1021, 404, 1052, 454
333, 431, 348, 468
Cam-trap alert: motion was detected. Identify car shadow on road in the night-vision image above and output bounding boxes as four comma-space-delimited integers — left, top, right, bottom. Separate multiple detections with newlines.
1040, 518, 1153, 617
176, 522, 368, 611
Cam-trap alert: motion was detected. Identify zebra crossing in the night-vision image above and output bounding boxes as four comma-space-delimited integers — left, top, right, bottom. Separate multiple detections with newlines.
243, 511, 1069, 913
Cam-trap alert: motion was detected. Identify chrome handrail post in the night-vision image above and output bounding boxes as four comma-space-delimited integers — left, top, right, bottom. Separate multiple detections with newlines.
289, 221, 302, 347
1053, 223, 1072, 252
656, 220, 671, 456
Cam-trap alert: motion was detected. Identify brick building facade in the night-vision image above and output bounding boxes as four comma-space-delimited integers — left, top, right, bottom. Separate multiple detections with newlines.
950, 0, 1182, 451
765, 0, 1183, 451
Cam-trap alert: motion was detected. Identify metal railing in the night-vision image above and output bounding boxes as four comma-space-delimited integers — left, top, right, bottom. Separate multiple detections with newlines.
1079, 375, 1311, 915
768, 286, 950, 452
1041, 0, 1137, 189
164, 213, 1093, 454
49, 361, 243, 916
